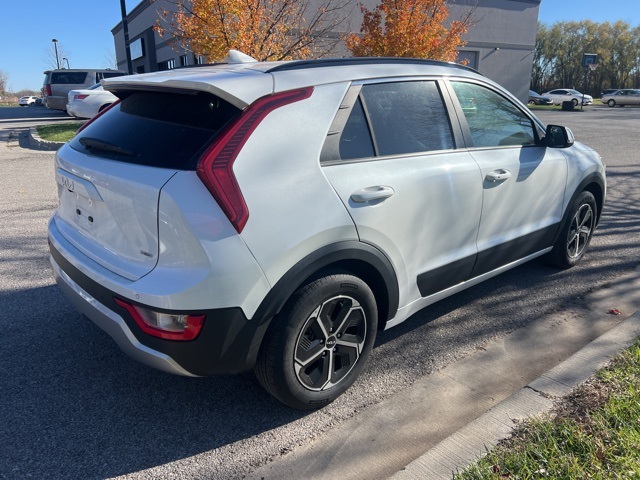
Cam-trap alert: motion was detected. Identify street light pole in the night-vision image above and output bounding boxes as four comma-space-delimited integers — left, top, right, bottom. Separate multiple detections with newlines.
119, 0, 133, 74
52, 39, 60, 69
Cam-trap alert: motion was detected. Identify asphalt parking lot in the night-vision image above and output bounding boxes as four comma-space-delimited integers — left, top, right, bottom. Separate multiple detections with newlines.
1, 104, 639, 479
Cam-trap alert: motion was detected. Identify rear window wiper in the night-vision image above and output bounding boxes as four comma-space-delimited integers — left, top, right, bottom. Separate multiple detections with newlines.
79, 137, 136, 157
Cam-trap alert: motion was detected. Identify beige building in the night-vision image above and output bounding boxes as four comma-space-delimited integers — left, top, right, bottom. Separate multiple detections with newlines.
112, 0, 540, 100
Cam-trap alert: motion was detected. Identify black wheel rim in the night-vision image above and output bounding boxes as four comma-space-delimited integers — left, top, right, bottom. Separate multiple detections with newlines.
294, 295, 367, 391
567, 203, 594, 259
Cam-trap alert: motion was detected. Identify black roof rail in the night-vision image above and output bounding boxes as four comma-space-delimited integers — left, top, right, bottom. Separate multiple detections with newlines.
266, 57, 481, 75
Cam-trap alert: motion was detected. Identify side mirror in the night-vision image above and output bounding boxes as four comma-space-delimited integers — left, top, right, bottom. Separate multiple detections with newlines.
543, 125, 575, 148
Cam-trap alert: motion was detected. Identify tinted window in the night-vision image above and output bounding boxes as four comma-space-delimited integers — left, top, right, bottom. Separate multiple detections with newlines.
70, 91, 241, 169
451, 82, 536, 148
51, 72, 88, 84
339, 98, 375, 160
99, 72, 126, 80
361, 81, 454, 156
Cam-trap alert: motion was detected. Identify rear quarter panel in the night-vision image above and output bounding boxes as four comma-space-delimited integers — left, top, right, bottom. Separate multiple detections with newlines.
235, 82, 360, 287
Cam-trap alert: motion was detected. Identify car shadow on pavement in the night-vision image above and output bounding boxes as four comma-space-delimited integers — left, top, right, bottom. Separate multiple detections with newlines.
0, 284, 306, 479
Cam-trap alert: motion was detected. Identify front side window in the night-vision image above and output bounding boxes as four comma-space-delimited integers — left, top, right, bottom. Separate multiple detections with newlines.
451, 82, 537, 148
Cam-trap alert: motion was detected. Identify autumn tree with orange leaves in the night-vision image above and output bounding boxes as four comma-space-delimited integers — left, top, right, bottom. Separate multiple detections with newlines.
346, 0, 476, 61
154, 0, 354, 62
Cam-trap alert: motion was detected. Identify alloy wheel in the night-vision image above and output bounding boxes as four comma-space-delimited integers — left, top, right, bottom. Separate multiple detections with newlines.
294, 295, 367, 391
567, 203, 594, 259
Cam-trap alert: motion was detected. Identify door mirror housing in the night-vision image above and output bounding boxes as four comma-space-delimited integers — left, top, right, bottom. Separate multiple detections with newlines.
543, 125, 575, 148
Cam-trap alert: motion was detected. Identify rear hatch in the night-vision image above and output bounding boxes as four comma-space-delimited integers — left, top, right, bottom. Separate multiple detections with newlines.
53, 89, 242, 280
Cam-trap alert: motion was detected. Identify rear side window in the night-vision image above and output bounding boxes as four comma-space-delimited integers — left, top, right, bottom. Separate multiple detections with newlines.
362, 81, 454, 156
50, 72, 88, 84
322, 80, 454, 162
69, 91, 241, 169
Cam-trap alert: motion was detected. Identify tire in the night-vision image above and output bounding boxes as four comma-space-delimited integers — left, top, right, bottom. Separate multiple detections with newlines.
548, 191, 597, 269
572, 98, 579, 106
255, 274, 378, 410
608, 99, 616, 107
528, 100, 535, 106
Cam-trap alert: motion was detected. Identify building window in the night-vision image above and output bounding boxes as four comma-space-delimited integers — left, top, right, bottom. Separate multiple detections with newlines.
180, 55, 189, 67
197, 55, 207, 65
456, 51, 479, 69
158, 59, 176, 71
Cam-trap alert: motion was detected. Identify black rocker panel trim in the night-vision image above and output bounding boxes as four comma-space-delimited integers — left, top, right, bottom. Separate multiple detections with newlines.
417, 254, 476, 298
416, 224, 558, 298
471, 223, 559, 278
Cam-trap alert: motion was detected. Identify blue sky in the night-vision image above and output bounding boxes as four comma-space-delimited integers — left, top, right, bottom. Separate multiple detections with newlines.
2, 0, 639, 93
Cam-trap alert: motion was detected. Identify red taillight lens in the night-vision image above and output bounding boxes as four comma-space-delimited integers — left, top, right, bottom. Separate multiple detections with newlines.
76, 99, 120, 134
197, 87, 313, 233
74, 94, 89, 101
114, 298, 205, 341
45, 85, 52, 96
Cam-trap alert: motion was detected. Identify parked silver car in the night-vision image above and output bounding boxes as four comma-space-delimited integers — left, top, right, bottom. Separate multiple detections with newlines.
602, 89, 640, 107
49, 52, 606, 409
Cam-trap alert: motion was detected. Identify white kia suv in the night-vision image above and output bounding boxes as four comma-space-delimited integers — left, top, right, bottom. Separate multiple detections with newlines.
48, 52, 606, 409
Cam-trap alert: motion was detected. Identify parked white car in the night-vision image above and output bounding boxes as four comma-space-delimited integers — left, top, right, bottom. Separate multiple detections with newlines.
18, 95, 38, 106
49, 52, 606, 410
66, 84, 118, 119
542, 89, 593, 106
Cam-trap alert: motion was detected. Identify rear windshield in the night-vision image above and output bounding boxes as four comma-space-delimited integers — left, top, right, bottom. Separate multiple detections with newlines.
50, 72, 88, 84
69, 91, 241, 169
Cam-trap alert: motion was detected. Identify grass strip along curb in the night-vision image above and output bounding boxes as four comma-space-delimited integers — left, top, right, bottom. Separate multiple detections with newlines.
36, 122, 85, 143
456, 339, 640, 479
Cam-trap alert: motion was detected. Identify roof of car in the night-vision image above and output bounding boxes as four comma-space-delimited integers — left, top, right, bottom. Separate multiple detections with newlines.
103, 56, 485, 109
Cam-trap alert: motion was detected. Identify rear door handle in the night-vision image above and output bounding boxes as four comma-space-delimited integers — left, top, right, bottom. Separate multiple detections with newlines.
350, 186, 395, 203
485, 169, 512, 182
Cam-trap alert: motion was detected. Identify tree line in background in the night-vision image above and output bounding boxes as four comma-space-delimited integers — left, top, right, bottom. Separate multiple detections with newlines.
532, 20, 640, 96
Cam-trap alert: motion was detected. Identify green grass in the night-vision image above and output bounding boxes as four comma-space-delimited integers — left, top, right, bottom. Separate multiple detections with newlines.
456, 340, 640, 479
36, 122, 85, 143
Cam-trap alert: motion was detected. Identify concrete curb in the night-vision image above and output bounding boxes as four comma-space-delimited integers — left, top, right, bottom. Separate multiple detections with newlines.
29, 126, 65, 151
390, 311, 640, 479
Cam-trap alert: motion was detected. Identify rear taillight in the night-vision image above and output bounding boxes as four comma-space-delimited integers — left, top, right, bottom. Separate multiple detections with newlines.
45, 85, 52, 96
114, 298, 205, 341
74, 94, 89, 101
76, 99, 120, 134
197, 87, 313, 233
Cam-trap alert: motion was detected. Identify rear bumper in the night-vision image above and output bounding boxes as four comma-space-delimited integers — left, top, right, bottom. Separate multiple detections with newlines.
49, 234, 269, 377
51, 257, 197, 376
45, 96, 67, 110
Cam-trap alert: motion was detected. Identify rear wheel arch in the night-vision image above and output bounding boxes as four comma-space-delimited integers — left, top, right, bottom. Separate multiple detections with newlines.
243, 242, 400, 371
257, 241, 398, 327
